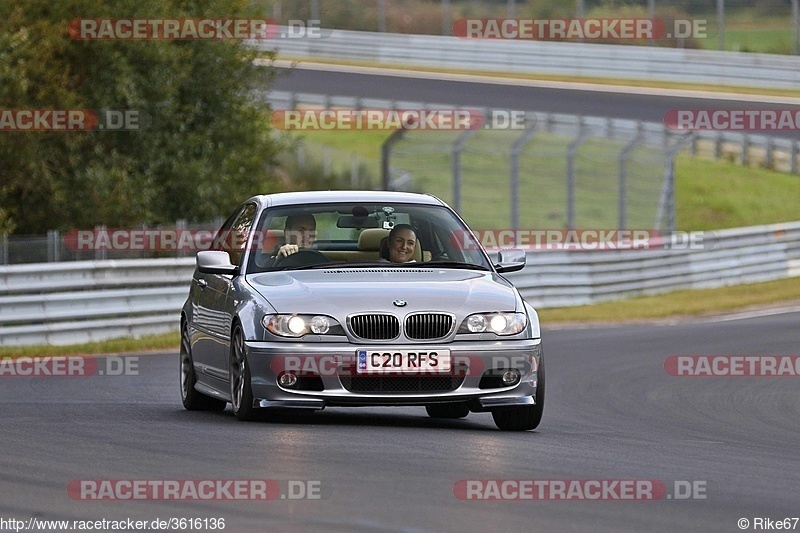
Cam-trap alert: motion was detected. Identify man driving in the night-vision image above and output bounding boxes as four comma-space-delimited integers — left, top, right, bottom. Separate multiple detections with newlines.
274, 213, 316, 259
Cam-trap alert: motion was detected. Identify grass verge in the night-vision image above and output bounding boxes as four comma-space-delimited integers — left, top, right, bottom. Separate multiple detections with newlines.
538, 276, 800, 324
0, 332, 179, 358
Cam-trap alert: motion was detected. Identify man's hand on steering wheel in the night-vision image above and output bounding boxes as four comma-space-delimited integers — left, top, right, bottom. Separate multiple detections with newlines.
277, 244, 300, 257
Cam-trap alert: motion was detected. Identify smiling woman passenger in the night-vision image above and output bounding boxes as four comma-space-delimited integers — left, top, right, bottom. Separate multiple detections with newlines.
387, 224, 416, 263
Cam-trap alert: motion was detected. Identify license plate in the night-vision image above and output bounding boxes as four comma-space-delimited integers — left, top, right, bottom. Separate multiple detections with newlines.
356, 349, 451, 374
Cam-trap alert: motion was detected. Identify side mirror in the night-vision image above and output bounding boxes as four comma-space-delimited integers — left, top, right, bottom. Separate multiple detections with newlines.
494, 248, 526, 273
197, 251, 238, 275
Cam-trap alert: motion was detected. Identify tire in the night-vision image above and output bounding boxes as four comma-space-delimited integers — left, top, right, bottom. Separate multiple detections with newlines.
425, 402, 470, 419
230, 325, 258, 421
180, 322, 227, 412
491, 356, 545, 431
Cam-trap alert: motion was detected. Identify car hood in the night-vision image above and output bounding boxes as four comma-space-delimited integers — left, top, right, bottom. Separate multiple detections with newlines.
246, 268, 518, 317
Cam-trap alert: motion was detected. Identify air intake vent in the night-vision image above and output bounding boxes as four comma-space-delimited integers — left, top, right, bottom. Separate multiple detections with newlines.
404, 313, 454, 340
349, 314, 400, 340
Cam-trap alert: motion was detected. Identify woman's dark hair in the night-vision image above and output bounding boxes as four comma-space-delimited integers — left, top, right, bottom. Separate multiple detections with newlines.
388, 223, 415, 240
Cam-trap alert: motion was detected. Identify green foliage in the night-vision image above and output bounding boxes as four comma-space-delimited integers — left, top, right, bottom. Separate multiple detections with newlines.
0, 0, 283, 234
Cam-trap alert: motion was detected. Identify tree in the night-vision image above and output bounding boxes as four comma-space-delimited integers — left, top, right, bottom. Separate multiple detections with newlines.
0, 0, 283, 234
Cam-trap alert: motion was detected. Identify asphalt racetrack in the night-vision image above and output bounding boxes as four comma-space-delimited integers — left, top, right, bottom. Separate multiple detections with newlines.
2, 310, 798, 532
270, 65, 800, 141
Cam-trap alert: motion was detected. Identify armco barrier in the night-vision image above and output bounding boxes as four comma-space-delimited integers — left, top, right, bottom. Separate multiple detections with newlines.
1, 222, 799, 346
255, 29, 800, 90
0, 258, 194, 346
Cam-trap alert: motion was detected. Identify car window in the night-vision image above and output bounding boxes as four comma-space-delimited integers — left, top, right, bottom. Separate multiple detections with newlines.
212, 203, 257, 267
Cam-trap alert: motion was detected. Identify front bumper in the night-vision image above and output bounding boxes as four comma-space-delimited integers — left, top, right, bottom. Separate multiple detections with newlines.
244, 338, 542, 411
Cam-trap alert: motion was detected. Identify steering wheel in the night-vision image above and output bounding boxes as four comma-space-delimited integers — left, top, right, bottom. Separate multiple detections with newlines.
271, 249, 331, 268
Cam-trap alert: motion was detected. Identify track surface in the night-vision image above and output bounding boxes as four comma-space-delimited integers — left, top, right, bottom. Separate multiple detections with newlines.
2, 311, 798, 532
270, 66, 800, 140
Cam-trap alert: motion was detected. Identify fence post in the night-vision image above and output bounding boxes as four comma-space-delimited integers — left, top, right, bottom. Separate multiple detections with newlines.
717, 0, 725, 51
510, 119, 537, 231
793, 0, 799, 55
351, 153, 360, 188
47, 230, 60, 262
566, 118, 588, 229
95, 225, 107, 261
442, 0, 451, 36
656, 134, 693, 232
618, 123, 644, 230
741, 134, 748, 165
647, 0, 655, 46
792, 141, 798, 174
381, 128, 407, 190
1, 232, 7, 265
452, 128, 480, 214
765, 137, 774, 169
378, 0, 387, 32
310, 0, 319, 21
176, 219, 187, 258
323, 146, 331, 177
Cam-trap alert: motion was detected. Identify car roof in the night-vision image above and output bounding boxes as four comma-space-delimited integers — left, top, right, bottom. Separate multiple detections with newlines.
245, 190, 446, 209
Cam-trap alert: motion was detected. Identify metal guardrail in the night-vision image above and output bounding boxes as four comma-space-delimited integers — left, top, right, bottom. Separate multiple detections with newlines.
256, 29, 800, 90
0, 259, 194, 346
2, 222, 800, 346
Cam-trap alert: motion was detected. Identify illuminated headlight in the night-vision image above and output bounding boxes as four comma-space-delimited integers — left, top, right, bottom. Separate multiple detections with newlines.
263, 314, 344, 338
458, 312, 526, 335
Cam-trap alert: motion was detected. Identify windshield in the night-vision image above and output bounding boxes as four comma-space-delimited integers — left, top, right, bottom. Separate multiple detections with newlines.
245, 202, 492, 273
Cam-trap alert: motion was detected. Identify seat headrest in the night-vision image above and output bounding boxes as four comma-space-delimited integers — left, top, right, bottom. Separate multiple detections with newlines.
358, 228, 389, 251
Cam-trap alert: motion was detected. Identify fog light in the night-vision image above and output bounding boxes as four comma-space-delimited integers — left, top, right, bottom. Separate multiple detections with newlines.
279, 373, 298, 388
501, 369, 520, 385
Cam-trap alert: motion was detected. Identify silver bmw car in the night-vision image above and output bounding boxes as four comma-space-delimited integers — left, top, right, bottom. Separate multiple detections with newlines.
180, 191, 544, 430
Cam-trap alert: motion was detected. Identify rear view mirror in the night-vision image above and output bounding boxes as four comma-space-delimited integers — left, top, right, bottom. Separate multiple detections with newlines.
337, 215, 380, 229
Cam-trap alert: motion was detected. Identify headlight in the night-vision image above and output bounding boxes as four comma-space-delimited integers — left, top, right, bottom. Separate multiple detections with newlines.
263, 314, 344, 337
458, 312, 526, 335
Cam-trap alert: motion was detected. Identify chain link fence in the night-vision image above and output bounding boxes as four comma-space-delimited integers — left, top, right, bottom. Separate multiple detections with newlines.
384, 115, 685, 232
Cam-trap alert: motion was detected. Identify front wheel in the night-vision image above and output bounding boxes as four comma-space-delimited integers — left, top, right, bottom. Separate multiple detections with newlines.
230, 326, 257, 421
491, 357, 545, 431
180, 323, 226, 412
